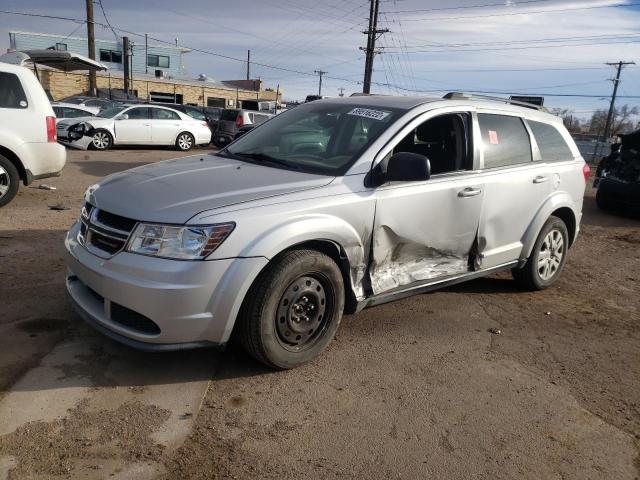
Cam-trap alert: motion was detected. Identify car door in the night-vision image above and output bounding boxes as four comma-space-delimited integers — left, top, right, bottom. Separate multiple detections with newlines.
150, 107, 182, 144
114, 107, 152, 144
475, 111, 551, 269
369, 109, 484, 295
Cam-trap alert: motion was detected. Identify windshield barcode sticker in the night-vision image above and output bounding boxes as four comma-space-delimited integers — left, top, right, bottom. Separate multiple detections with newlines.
348, 108, 391, 121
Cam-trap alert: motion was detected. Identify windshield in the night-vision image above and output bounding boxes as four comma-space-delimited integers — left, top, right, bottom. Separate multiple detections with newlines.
226, 102, 401, 176
97, 106, 127, 118
65, 98, 84, 105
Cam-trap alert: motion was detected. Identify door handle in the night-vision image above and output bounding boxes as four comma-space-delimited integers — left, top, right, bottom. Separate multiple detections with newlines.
533, 176, 548, 184
458, 187, 482, 198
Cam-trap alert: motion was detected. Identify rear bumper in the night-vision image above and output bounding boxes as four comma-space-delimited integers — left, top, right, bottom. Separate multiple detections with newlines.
64, 221, 268, 350
598, 178, 640, 210
19, 142, 67, 184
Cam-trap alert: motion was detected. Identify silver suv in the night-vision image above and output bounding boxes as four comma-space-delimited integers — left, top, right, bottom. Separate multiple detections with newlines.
65, 94, 589, 368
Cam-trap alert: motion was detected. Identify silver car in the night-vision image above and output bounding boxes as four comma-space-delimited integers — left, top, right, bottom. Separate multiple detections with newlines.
65, 94, 589, 368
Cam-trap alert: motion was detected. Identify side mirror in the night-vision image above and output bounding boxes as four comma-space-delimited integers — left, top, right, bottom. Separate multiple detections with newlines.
385, 152, 431, 182
117, 113, 129, 120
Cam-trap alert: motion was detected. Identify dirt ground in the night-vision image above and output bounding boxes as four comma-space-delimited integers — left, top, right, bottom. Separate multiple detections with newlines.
0, 148, 638, 479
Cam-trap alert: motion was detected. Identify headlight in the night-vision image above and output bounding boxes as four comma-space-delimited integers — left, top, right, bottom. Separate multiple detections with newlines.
127, 222, 235, 260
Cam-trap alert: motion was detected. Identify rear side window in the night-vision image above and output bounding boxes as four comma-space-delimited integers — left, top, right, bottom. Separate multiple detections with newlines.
528, 120, 573, 162
152, 108, 180, 120
478, 113, 532, 168
185, 108, 206, 121
0, 72, 28, 109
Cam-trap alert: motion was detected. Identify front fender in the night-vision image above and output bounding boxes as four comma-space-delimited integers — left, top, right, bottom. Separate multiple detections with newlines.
238, 214, 369, 300
520, 191, 578, 261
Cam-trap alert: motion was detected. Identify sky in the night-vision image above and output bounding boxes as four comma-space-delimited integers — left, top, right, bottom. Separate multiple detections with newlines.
1, 0, 640, 119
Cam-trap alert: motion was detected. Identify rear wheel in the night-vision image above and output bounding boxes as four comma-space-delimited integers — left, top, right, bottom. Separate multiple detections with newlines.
91, 130, 112, 151
238, 249, 345, 369
512, 216, 569, 290
176, 132, 194, 151
596, 188, 611, 211
0, 155, 19, 208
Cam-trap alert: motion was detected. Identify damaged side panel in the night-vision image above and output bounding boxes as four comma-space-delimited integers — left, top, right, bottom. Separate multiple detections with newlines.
368, 179, 484, 295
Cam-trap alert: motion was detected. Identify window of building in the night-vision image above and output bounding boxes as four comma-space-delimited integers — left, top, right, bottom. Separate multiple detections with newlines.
207, 97, 225, 108
528, 120, 574, 162
55, 43, 67, 51
478, 113, 532, 168
147, 54, 170, 68
149, 92, 183, 104
99, 49, 123, 64
0, 72, 28, 109
151, 108, 180, 120
392, 113, 472, 175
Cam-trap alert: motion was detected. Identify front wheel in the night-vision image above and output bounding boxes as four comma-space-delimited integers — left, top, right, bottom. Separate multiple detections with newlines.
175, 132, 195, 151
512, 216, 569, 290
238, 249, 345, 369
91, 130, 112, 151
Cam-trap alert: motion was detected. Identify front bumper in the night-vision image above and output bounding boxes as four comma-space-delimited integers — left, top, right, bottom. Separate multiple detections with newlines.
64, 221, 268, 350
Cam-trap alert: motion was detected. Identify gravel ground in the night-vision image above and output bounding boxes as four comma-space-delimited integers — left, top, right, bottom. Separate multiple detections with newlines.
0, 148, 638, 479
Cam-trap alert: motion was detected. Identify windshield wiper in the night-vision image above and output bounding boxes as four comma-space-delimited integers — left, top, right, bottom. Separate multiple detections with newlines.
231, 151, 299, 170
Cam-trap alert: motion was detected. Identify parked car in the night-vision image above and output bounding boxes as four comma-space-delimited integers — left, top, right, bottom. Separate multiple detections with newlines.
65, 94, 588, 368
594, 129, 640, 214
234, 124, 256, 139
150, 103, 217, 138
213, 108, 273, 147
57, 104, 212, 151
60, 96, 116, 114
51, 102, 96, 121
0, 61, 66, 207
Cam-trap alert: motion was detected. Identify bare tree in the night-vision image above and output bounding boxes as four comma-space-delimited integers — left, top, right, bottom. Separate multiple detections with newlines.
551, 108, 582, 133
588, 104, 639, 137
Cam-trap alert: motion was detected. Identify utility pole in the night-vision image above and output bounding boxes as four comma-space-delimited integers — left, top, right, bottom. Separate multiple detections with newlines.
360, 0, 388, 94
145, 34, 148, 74
123, 36, 130, 95
602, 61, 635, 142
85, 0, 96, 96
338, 87, 345, 97
246, 50, 250, 80
314, 70, 327, 96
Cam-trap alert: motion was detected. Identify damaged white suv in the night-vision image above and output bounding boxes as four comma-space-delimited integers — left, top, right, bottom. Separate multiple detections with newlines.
65, 94, 589, 368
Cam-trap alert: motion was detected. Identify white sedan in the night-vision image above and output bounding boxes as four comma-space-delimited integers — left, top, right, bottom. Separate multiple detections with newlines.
57, 104, 212, 151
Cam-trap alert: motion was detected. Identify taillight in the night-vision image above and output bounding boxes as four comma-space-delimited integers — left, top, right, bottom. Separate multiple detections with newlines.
46, 116, 56, 143
582, 163, 591, 182
235, 113, 244, 128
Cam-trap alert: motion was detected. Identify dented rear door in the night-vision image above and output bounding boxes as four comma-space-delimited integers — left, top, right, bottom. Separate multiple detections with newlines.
369, 172, 484, 294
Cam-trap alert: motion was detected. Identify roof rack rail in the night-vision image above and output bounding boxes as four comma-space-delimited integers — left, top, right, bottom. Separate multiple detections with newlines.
442, 92, 548, 112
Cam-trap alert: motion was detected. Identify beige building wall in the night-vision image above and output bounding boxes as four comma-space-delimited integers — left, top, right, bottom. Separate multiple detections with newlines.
37, 70, 280, 107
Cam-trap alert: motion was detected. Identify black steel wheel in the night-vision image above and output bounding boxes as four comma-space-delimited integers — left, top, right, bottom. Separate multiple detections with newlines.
238, 249, 345, 369
0, 154, 19, 208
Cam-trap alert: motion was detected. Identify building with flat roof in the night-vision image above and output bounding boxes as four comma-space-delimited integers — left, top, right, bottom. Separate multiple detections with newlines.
7, 31, 281, 107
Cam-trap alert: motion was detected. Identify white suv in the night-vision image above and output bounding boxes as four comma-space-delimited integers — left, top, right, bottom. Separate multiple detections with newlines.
0, 62, 66, 207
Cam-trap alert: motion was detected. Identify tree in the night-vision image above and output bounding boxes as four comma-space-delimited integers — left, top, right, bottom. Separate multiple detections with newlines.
588, 104, 639, 137
550, 108, 583, 133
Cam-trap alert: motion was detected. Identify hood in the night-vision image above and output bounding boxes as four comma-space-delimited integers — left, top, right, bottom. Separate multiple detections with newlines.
87, 154, 334, 223
57, 116, 105, 128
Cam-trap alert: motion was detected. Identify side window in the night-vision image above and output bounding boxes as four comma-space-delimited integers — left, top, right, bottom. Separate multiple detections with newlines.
0, 72, 28, 109
393, 113, 471, 175
528, 120, 574, 162
185, 108, 206, 121
126, 107, 150, 120
478, 113, 532, 168
152, 108, 180, 120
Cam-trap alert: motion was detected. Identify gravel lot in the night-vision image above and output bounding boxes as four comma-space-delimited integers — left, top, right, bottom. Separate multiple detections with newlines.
0, 148, 639, 479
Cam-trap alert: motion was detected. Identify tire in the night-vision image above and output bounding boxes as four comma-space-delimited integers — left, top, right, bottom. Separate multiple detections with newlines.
512, 215, 569, 290
91, 130, 112, 151
238, 249, 345, 369
595, 189, 611, 211
175, 132, 195, 151
0, 155, 20, 208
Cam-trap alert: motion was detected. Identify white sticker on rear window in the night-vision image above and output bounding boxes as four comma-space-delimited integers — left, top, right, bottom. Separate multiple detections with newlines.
347, 108, 391, 121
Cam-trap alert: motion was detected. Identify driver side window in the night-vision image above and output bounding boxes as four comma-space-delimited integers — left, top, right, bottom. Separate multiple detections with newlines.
393, 113, 472, 175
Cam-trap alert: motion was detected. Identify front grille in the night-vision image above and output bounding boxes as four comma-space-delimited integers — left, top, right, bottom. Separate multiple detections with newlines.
78, 202, 137, 257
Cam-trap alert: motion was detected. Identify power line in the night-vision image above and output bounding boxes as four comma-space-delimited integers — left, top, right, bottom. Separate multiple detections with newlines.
381, 2, 640, 22
383, 0, 555, 14
96, 0, 118, 40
